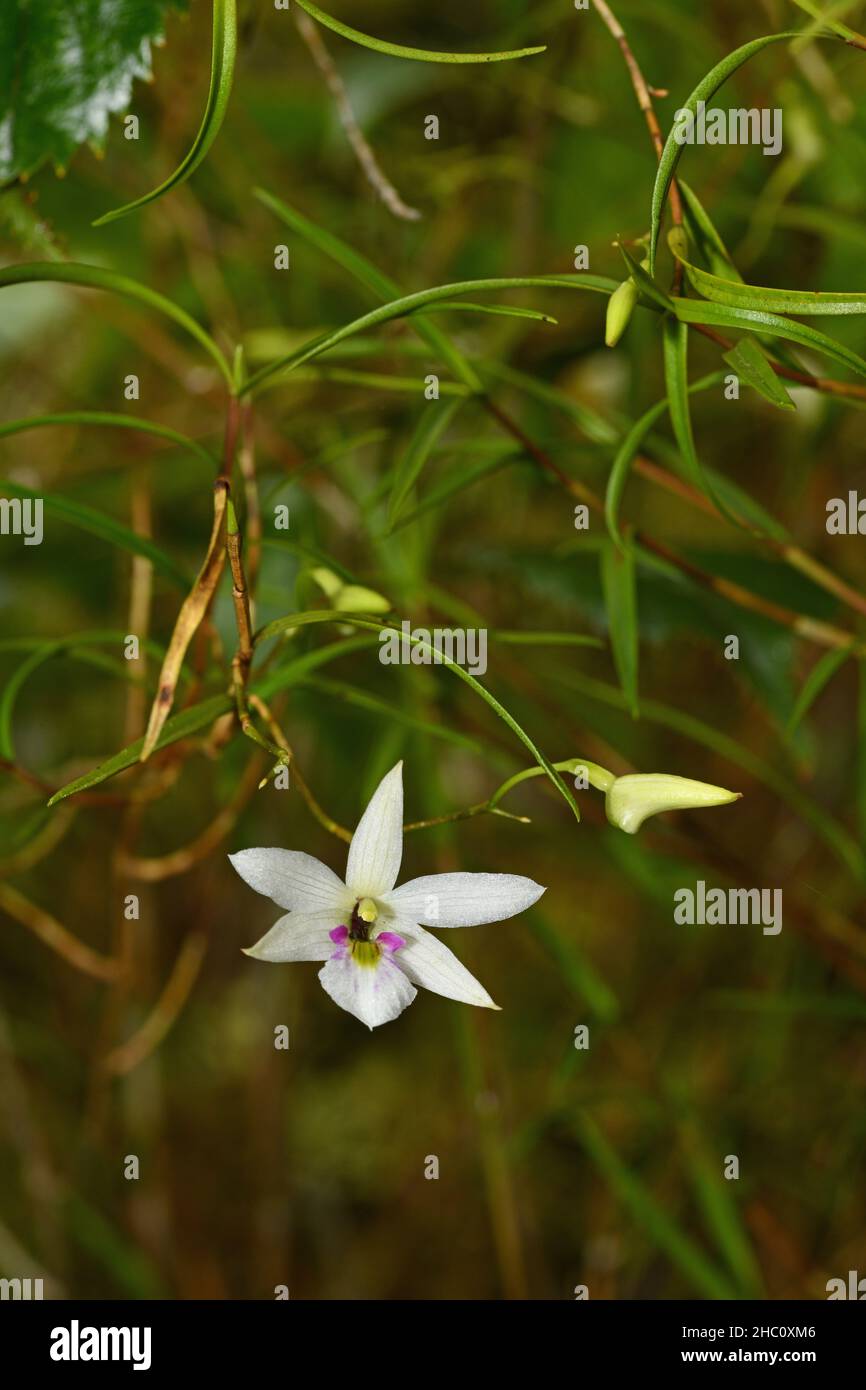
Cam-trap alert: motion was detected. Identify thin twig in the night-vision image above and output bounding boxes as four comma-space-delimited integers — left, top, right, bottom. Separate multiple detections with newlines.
590, 0, 683, 229
119, 752, 266, 881
140, 398, 240, 760
293, 8, 421, 221
101, 932, 208, 1076
0, 883, 119, 982
482, 397, 863, 654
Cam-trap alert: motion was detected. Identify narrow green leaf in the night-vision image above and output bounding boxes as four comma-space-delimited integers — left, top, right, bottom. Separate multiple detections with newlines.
253, 185, 482, 390
46, 637, 377, 804
786, 645, 854, 735
388, 451, 518, 532
0, 631, 177, 761
663, 317, 752, 532
300, 677, 483, 753
671, 295, 866, 381
528, 913, 620, 1024
292, 0, 545, 62
0, 411, 216, 466
605, 399, 669, 551
573, 1114, 738, 1300
493, 631, 605, 650
601, 539, 639, 717
255, 611, 581, 822
678, 180, 743, 280
673, 237, 866, 316
242, 275, 617, 395
650, 34, 799, 273
682, 1129, 764, 1297
0, 261, 232, 385
387, 398, 462, 529
789, 0, 865, 44
618, 243, 673, 312
722, 338, 796, 411
0, 480, 189, 588
429, 300, 557, 324
93, 0, 238, 225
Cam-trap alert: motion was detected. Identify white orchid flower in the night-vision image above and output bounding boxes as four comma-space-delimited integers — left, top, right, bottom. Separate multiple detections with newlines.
229, 762, 546, 1029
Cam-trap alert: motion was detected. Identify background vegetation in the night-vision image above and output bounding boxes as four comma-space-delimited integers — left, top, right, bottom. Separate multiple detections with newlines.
1, 0, 866, 1299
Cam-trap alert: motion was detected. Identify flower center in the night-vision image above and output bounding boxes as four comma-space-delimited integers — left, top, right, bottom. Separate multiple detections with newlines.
349, 898, 378, 940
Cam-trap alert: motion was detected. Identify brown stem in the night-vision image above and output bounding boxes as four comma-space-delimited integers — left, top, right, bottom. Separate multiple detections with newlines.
119, 753, 266, 881
483, 398, 862, 654
590, 0, 683, 228
292, 10, 421, 222
101, 932, 208, 1076
0, 883, 119, 982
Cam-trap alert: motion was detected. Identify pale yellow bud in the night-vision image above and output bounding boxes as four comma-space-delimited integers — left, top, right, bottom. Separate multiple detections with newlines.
605, 773, 740, 834
605, 277, 639, 347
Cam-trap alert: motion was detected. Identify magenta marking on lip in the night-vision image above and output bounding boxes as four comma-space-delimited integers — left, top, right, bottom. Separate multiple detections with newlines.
375, 931, 405, 954
330, 925, 349, 944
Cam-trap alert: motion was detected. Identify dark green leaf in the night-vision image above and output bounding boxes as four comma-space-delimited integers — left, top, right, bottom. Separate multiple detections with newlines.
601, 539, 639, 717
722, 338, 796, 411
0, 0, 182, 181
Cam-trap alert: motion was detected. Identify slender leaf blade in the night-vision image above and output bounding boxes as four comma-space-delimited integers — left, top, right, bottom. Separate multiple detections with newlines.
292, 0, 545, 62
93, 0, 237, 225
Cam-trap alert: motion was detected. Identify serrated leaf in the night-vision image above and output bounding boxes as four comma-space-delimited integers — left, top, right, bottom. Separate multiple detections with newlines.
722, 338, 796, 411
94, 0, 237, 225
0, 0, 183, 182
292, 0, 545, 63
601, 539, 639, 718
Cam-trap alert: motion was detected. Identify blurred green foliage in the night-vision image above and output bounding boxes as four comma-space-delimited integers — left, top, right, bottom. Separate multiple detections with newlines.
1, 0, 866, 1301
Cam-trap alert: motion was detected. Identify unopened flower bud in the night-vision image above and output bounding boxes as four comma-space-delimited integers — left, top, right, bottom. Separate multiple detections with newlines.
605, 773, 740, 834
605, 276, 639, 347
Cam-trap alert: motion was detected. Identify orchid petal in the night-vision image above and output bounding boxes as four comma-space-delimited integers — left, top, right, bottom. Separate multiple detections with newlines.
345, 761, 404, 898
228, 848, 350, 914
383, 871, 545, 927
318, 950, 416, 1029
394, 923, 499, 1009
243, 910, 342, 962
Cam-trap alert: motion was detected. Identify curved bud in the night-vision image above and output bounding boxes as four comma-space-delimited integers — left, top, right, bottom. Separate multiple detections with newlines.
605, 773, 740, 834
337, 584, 392, 615
667, 226, 690, 263
605, 276, 639, 347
